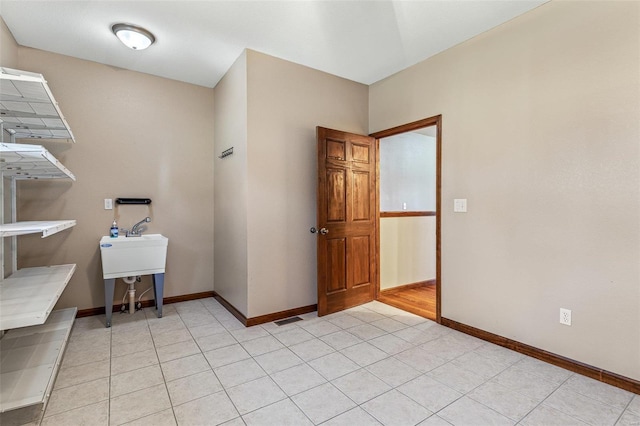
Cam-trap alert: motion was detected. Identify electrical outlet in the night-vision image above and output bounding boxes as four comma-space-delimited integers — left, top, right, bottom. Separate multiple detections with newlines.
104, 198, 113, 210
560, 308, 571, 326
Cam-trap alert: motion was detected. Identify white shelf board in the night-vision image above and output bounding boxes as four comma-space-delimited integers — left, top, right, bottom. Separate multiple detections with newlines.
0, 67, 75, 142
0, 220, 76, 238
0, 307, 77, 413
0, 265, 76, 330
0, 143, 76, 180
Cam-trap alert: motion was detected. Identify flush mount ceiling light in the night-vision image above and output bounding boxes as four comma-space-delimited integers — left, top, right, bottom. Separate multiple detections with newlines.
111, 23, 155, 50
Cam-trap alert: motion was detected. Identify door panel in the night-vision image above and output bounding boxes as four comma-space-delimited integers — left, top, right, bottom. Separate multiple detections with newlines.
351, 236, 371, 286
327, 238, 347, 293
327, 169, 347, 222
327, 139, 346, 160
351, 143, 370, 163
317, 127, 376, 316
352, 171, 370, 221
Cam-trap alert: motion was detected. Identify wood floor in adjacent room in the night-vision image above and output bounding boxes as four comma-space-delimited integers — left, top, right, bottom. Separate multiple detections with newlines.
377, 281, 437, 321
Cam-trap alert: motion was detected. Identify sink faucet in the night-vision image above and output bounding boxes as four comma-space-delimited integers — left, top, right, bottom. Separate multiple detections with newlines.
127, 217, 151, 237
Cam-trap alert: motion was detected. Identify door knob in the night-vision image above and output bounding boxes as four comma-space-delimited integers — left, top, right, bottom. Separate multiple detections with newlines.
319, 228, 329, 235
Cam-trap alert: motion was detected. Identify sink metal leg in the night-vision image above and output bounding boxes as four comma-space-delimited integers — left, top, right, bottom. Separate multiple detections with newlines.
152, 273, 164, 319
104, 278, 115, 327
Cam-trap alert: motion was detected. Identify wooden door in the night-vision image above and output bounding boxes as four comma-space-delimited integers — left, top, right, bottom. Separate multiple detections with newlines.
317, 127, 376, 316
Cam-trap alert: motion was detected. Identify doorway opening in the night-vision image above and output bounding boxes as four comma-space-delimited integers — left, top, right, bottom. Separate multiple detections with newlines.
371, 116, 442, 322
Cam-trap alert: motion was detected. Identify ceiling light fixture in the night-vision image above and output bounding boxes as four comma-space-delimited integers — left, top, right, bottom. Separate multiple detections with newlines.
112, 23, 155, 50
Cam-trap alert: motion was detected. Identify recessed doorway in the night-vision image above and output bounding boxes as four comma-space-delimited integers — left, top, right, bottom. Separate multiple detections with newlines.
371, 116, 442, 322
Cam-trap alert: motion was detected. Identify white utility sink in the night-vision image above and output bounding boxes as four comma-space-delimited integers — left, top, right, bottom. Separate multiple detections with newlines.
99, 234, 168, 279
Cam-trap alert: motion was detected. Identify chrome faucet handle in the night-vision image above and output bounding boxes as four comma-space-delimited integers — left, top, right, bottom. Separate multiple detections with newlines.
130, 217, 151, 236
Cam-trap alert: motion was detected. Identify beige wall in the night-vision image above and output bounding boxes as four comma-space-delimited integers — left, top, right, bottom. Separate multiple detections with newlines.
0, 18, 18, 67
370, 1, 640, 380
214, 52, 249, 315
244, 50, 368, 318
1, 18, 19, 277
380, 217, 436, 290
212, 50, 368, 319
15, 48, 215, 311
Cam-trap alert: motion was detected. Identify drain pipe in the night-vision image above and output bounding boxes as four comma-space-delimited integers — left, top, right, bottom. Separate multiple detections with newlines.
122, 276, 137, 314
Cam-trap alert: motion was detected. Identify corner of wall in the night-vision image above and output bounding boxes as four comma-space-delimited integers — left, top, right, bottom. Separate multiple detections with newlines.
0, 17, 19, 68
213, 49, 249, 316
244, 51, 369, 318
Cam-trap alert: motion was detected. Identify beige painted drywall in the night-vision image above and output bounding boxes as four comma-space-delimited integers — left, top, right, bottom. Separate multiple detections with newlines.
14, 48, 215, 311
245, 49, 368, 318
212, 49, 368, 319
380, 217, 436, 290
370, 1, 640, 380
0, 16, 18, 276
214, 51, 249, 316
1, 17, 18, 278
0, 17, 18, 67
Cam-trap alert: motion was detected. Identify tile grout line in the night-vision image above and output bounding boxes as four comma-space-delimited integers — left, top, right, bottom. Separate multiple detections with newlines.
519, 372, 583, 425
233, 310, 387, 423
201, 306, 363, 423
150, 313, 181, 426
42, 324, 111, 422
424, 343, 551, 424
288, 312, 419, 423
185, 303, 247, 424
615, 396, 638, 424
564, 375, 637, 414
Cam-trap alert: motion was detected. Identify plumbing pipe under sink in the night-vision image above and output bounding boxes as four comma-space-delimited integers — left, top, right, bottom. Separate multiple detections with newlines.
122, 276, 139, 314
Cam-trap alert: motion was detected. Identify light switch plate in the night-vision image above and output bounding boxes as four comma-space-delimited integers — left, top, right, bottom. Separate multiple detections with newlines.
454, 199, 467, 212
104, 198, 113, 210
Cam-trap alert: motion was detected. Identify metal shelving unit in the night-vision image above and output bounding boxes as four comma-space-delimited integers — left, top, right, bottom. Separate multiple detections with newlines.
0, 220, 77, 238
0, 67, 75, 142
0, 142, 76, 180
0, 143, 78, 278
0, 308, 77, 414
0, 265, 76, 330
0, 68, 77, 422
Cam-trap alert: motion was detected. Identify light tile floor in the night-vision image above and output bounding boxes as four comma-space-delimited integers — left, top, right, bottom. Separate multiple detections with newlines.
36, 298, 638, 426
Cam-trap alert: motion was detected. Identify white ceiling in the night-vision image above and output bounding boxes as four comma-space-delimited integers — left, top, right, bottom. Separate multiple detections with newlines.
0, 1, 547, 88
